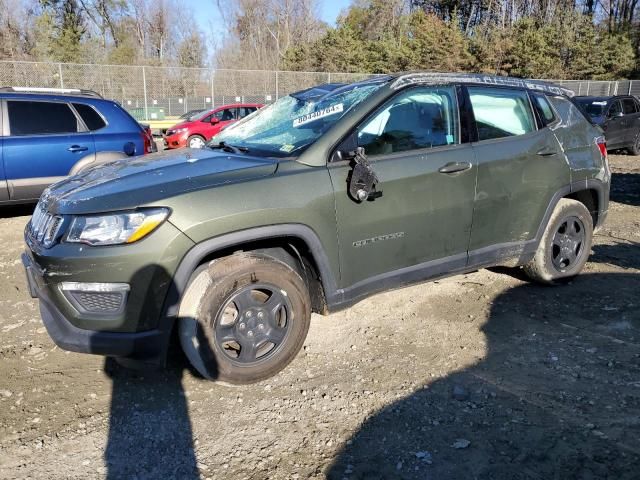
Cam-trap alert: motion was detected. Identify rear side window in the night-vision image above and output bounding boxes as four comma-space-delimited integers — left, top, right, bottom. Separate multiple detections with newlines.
73, 103, 106, 130
8, 101, 79, 136
239, 107, 256, 117
468, 87, 536, 141
609, 101, 623, 117
357, 86, 459, 156
532, 93, 557, 126
622, 98, 637, 114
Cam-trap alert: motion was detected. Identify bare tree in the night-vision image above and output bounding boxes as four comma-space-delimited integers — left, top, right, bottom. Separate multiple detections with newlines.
215, 0, 325, 69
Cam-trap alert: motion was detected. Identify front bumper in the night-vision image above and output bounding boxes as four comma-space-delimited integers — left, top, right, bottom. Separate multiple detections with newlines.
22, 219, 195, 363
23, 252, 165, 359
163, 132, 188, 149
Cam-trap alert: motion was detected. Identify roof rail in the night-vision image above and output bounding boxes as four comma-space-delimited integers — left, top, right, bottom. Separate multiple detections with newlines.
0, 87, 103, 98
390, 72, 574, 97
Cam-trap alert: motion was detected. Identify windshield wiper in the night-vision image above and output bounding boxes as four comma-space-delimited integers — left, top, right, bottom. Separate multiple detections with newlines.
209, 141, 249, 154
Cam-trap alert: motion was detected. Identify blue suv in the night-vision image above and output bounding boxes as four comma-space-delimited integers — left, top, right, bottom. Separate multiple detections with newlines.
0, 87, 154, 205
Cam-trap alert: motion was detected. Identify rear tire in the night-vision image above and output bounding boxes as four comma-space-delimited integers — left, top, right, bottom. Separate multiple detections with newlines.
178, 252, 311, 384
187, 135, 206, 149
523, 198, 593, 284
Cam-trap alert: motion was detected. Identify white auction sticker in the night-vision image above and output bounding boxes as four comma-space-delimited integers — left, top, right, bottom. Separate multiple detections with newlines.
293, 103, 344, 128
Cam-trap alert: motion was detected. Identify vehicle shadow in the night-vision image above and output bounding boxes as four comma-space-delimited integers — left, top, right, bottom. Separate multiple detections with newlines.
96, 264, 220, 479
610, 171, 640, 207
103, 350, 201, 479
326, 273, 640, 479
591, 241, 640, 270
0, 203, 36, 219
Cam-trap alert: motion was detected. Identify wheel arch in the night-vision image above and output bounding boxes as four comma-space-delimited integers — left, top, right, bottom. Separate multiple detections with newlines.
161, 225, 339, 325
565, 188, 599, 227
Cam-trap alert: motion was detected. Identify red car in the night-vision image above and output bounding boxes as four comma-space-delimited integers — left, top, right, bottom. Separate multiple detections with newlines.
164, 104, 262, 149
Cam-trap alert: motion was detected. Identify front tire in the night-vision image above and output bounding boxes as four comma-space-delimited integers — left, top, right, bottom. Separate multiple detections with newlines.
187, 135, 206, 149
523, 198, 593, 284
178, 252, 311, 384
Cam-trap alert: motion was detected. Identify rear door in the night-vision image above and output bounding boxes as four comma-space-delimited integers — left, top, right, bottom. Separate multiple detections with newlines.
2, 99, 96, 201
621, 97, 640, 145
330, 85, 477, 289
466, 86, 569, 265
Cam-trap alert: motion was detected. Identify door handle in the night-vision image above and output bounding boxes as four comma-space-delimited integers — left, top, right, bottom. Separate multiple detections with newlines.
438, 162, 472, 174
536, 148, 558, 157
67, 145, 89, 153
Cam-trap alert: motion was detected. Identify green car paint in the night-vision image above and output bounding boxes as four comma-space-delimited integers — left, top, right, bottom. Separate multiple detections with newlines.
22, 72, 610, 364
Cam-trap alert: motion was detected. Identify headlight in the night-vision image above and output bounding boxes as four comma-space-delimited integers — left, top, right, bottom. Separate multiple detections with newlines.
66, 208, 169, 246
174, 128, 188, 134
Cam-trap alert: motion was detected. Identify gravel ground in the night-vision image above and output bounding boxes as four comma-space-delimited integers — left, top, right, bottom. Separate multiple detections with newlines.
0, 154, 639, 479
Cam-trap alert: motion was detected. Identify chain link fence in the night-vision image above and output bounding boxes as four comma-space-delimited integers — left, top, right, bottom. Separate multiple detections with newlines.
0, 61, 377, 120
0, 61, 637, 120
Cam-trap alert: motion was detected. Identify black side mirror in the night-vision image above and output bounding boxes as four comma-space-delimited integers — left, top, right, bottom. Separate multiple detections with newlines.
347, 147, 381, 202
609, 111, 624, 119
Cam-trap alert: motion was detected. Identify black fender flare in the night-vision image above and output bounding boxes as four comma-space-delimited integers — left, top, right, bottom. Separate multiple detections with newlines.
532, 178, 609, 251
160, 224, 340, 323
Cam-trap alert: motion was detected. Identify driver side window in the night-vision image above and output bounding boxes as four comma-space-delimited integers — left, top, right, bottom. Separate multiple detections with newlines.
357, 86, 459, 156
214, 108, 236, 121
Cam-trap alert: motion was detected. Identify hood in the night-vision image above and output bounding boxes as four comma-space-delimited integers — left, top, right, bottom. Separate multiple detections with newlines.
167, 121, 190, 131
45, 148, 278, 214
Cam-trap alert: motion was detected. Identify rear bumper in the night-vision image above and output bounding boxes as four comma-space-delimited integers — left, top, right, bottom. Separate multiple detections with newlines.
23, 252, 168, 363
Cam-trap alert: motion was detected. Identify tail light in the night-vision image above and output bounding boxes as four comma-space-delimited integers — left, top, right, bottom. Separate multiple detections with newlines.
596, 136, 607, 160
140, 126, 154, 154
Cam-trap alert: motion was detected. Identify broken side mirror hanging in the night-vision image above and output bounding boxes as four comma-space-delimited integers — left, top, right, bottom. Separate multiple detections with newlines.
348, 147, 381, 203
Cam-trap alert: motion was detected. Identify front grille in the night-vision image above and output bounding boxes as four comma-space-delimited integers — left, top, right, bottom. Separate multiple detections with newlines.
29, 203, 63, 248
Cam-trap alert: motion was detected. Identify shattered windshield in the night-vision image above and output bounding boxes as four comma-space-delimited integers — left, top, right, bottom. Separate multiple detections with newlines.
210, 80, 386, 157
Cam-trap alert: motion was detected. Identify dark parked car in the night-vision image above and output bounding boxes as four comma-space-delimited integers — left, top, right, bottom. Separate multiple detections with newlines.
23, 73, 609, 384
574, 95, 640, 155
0, 87, 154, 205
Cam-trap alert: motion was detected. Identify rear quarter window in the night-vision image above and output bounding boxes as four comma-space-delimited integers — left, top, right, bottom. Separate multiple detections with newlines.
73, 103, 107, 131
532, 93, 558, 126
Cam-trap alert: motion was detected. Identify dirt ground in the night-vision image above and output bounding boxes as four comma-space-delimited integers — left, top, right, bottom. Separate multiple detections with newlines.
0, 154, 639, 479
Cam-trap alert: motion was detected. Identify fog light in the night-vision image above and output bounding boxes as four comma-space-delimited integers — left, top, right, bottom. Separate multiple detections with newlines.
60, 282, 129, 315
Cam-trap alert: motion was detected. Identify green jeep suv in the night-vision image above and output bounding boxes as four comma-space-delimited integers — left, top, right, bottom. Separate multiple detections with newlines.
22, 73, 610, 384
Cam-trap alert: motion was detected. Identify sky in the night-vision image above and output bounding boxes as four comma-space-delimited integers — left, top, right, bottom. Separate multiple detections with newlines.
186, 0, 353, 54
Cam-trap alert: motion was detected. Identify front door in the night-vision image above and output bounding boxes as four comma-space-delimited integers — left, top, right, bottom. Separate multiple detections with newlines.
2, 99, 96, 201
603, 100, 626, 148
329, 86, 477, 291
465, 86, 570, 263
